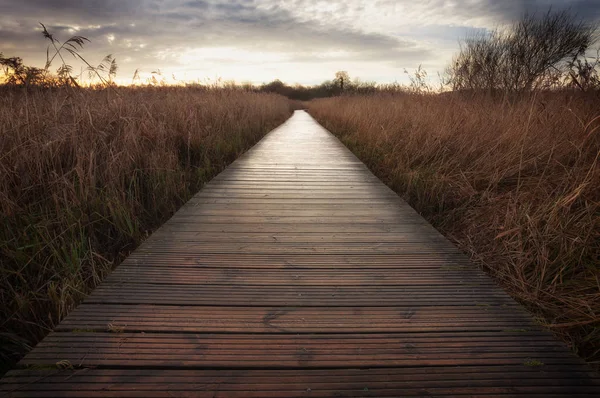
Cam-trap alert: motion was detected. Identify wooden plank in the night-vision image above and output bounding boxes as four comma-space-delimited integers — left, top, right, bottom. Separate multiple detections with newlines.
102, 268, 495, 285
56, 304, 534, 333
2, 110, 597, 396
84, 285, 516, 306
19, 332, 584, 368
120, 255, 474, 269
4, 369, 600, 398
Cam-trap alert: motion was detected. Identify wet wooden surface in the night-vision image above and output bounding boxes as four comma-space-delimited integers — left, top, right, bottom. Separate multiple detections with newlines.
2, 110, 598, 396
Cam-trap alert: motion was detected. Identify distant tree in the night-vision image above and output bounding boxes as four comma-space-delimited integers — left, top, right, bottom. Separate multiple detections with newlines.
240, 81, 255, 91
447, 9, 598, 93
334, 71, 350, 91
262, 79, 286, 93
350, 78, 378, 94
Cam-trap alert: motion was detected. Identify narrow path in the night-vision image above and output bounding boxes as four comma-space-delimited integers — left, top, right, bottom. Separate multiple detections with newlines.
1, 111, 598, 396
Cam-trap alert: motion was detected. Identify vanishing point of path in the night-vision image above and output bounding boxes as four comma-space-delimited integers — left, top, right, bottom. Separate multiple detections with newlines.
1, 110, 599, 397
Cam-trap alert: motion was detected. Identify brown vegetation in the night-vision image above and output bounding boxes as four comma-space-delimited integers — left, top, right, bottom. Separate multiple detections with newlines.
307, 90, 600, 367
0, 86, 292, 373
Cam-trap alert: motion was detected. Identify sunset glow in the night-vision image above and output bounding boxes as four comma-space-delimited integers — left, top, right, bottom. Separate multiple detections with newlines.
1, 1, 599, 85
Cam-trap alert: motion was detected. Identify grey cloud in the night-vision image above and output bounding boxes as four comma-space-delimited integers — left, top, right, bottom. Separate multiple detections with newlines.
161, 1, 423, 59
501, 0, 600, 22
0, 1, 142, 24
2, 0, 430, 62
2, 0, 596, 84
365, 0, 600, 27
437, 0, 600, 24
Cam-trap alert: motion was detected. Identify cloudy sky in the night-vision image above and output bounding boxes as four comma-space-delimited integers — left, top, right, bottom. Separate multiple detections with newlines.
1, 0, 599, 85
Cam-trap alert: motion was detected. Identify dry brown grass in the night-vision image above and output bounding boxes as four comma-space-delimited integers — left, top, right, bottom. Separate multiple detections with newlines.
307, 91, 600, 366
0, 86, 291, 373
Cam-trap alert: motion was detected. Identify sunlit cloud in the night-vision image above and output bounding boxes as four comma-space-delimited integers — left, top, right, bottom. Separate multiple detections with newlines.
0, 0, 598, 85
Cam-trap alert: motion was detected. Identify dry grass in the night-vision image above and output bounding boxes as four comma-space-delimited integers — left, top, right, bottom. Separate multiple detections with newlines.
0, 86, 291, 373
307, 91, 600, 366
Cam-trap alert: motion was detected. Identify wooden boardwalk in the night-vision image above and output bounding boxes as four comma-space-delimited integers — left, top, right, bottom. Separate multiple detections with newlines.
2, 110, 598, 396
